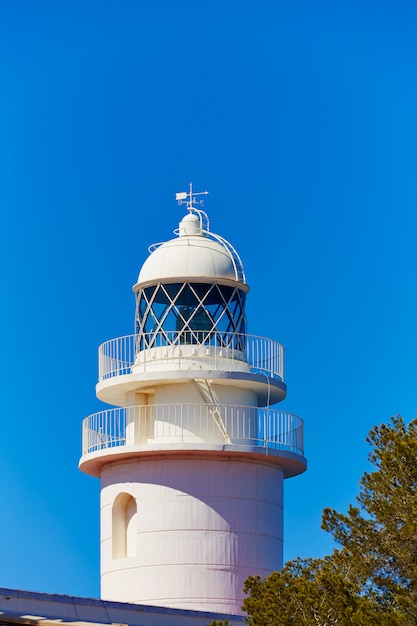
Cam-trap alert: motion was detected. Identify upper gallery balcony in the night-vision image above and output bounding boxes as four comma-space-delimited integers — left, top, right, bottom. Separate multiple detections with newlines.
96, 331, 287, 406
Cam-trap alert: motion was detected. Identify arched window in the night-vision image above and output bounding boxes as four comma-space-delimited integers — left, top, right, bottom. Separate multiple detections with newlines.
112, 493, 137, 559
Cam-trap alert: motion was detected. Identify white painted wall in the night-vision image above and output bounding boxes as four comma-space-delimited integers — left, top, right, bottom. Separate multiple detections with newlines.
152, 380, 257, 407
100, 456, 284, 614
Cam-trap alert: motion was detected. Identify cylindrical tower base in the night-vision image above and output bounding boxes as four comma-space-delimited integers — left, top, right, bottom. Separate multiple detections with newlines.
100, 455, 284, 614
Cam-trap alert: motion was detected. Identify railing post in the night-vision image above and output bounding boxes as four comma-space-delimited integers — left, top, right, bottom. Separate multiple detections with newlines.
82, 419, 87, 455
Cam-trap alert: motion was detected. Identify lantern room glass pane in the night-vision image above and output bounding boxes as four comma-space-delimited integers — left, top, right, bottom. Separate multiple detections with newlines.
135, 283, 246, 349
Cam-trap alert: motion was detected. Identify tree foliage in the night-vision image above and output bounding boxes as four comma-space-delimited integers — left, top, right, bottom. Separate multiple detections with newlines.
322, 415, 417, 620
242, 416, 417, 625
242, 554, 398, 625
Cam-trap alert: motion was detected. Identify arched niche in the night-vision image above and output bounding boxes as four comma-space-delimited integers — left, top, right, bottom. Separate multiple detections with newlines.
112, 492, 137, 559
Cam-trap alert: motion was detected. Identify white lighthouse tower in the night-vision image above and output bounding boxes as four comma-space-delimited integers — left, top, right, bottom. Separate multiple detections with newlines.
79, 185, 306, 616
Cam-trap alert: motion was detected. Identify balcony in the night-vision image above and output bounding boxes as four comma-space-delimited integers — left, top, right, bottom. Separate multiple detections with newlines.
82, 403, 304, 460
98, 332, 284, 382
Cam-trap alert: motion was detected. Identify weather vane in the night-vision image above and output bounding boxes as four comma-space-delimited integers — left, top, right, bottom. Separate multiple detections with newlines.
176, 182, 208, 211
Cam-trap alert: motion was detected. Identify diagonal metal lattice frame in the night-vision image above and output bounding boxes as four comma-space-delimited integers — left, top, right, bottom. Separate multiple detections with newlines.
135, 282, 247, 350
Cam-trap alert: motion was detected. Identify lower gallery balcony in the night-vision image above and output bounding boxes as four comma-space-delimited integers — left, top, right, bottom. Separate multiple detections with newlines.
80, 404, 306, 478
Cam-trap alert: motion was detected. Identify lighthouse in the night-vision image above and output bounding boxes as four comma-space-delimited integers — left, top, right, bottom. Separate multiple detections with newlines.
79, 185, 306, 616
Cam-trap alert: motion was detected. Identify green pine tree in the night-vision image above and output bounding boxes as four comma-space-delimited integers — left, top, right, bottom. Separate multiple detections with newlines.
239, 416, 417, 625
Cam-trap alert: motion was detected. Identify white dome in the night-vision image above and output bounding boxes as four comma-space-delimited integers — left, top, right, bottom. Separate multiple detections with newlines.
135, 236, 241, 287
134, 213, 247, 291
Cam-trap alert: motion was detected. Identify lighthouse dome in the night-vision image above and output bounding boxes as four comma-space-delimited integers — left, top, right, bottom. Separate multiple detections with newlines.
133, 212, 247, 291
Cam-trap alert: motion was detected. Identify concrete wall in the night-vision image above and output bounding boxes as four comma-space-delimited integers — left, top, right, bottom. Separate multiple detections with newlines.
100, 456, 284, 614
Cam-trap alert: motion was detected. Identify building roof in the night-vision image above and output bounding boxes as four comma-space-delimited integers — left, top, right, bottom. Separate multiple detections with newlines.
0, 588, 244, 626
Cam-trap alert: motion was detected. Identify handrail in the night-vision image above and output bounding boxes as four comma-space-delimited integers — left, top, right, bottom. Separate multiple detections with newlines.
98, 332, 284, 382
82, 404, 303, 457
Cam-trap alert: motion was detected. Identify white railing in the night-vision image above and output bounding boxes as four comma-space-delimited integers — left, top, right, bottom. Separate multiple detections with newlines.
98, 332, 284, 382
82, 404, 303, 457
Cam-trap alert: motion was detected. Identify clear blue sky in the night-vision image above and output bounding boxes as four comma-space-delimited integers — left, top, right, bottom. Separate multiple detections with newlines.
1, 0, 416, 599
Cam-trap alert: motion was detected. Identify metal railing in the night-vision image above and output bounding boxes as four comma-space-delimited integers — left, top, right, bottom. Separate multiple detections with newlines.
98, 332, 284, 382
82, 403, 303, 457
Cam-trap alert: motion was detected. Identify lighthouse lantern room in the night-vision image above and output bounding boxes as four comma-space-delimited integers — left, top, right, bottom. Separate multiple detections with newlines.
79, 185, 306, 615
